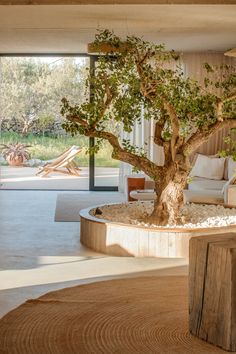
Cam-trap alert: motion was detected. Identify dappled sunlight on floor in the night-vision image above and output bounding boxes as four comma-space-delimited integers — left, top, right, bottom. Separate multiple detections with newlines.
0, 255, 188, 291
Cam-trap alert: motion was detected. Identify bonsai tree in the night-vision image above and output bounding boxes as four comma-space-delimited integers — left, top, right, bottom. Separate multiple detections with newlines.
61, 30, 236, 225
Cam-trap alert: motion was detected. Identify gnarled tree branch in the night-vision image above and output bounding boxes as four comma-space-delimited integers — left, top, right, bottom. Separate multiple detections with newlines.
184, 118, 236, 156
154, 120, 165, 146
216, 93, 236, 121
223, 93, 236, 104
87, 129, 165, 181
163, 100, 179, 162
67, 115, 88, 127
67, 114, 164, 181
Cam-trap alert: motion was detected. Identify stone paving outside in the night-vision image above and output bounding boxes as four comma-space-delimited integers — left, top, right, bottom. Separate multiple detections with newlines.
0, 166, 119, 190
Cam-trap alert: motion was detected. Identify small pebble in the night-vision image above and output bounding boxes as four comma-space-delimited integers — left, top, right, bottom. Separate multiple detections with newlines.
90, 202, 236, 229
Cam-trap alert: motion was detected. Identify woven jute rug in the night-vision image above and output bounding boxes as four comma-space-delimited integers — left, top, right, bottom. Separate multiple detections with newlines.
54, 192, 125, 221
0, 276, 226, 354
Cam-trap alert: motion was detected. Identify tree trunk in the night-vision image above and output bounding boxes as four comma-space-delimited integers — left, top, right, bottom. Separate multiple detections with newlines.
21, 122, 30, 137
149, 169, 188, 226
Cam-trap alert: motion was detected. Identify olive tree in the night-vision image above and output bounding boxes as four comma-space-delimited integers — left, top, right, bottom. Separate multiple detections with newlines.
61, 30, 236, 225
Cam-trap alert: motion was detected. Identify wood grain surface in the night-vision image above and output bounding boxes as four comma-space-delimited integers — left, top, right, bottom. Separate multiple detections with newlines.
189, 233, 236, 352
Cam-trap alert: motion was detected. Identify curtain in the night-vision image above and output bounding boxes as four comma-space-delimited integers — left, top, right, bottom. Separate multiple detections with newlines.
118, 111, 165, 192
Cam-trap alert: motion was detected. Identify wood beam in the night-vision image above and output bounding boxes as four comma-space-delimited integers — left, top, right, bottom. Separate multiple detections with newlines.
87, 42, 131, 54
1, 0, 236, 4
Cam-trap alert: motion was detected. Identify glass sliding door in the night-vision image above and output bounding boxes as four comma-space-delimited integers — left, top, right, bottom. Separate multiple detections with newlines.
89, 56, 119, 191
0, 54, 90, 191
89, 138, 119, 191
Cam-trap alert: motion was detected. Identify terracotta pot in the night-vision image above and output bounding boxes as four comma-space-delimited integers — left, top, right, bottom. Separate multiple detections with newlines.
6, 156, 24, 166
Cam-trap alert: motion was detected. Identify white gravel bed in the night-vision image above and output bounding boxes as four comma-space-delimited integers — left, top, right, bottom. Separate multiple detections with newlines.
90, 201, 236, 229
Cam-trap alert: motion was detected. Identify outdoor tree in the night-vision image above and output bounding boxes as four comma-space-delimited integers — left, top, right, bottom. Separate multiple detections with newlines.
0, 57, 88, 136
35, 57, 89, 124
61, 30, 236, 225
37, 113, 55, 136
0, 58, 43, 136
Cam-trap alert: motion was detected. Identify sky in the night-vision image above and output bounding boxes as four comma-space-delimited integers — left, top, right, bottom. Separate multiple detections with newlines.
36, 57, 87, 65
38, 57, 64, 64
2, 56, 89, 67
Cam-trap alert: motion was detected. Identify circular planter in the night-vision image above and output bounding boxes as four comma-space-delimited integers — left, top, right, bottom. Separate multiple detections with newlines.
80, 203, 236, 258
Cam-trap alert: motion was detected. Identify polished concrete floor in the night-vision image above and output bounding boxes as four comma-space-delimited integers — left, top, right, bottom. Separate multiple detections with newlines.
0, 190, 188, 319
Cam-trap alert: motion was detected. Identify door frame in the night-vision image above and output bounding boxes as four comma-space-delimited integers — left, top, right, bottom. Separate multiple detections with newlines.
89, 55, 118, 191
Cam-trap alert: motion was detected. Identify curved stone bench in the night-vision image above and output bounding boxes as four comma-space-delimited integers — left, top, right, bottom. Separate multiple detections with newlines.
80, 204, 236, 258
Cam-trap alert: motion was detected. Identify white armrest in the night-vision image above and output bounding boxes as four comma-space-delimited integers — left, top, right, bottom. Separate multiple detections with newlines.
224, 184, 236, 206
222, 175, 236, 205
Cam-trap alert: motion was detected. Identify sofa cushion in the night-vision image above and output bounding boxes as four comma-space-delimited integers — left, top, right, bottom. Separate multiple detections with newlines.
190, 154, 225, 180
228, 158, 236, 180
183, 189, 224, 204
188, 177, 227, 191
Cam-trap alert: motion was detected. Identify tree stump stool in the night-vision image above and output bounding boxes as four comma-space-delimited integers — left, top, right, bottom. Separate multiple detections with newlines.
189, 233, 236, 352
127, 177, 145, 202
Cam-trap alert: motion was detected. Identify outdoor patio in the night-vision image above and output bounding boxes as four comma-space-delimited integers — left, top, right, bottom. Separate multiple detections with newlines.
0, 166, 119, 190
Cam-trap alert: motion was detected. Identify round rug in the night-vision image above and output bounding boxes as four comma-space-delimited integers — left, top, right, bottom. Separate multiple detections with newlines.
0, 276, 227, 354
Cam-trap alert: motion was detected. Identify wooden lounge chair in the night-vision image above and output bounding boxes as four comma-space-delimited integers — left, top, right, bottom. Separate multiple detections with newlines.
36, 146, 82, 177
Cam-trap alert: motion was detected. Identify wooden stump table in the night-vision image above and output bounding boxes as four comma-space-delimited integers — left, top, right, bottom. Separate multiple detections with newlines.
189, 233, 236, 352
127, 177, 145, 202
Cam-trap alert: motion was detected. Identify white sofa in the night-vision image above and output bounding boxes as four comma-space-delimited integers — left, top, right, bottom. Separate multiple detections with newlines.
183, 154, 236, 206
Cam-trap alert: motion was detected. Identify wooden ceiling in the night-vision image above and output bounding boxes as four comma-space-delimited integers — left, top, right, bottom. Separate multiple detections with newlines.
1, 0, 236, 4
0, 3, 235, 53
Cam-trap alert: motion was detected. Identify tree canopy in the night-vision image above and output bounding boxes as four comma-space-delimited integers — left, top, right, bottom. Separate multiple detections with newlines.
61, 30, 236, 225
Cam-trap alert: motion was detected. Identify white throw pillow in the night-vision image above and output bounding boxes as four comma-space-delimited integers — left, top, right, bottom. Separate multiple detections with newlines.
228, 158, 236, 180
190, 154, 225, 180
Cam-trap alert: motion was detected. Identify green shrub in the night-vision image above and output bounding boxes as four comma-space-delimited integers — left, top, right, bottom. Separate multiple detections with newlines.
0, 132, 119, 167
